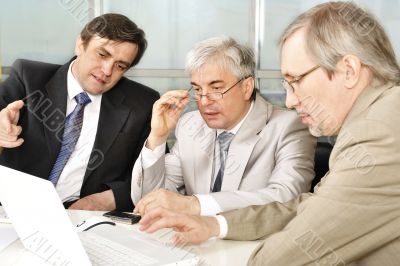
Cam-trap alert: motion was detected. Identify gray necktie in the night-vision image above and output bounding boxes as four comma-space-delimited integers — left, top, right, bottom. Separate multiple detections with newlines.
48, 92, 91, 186
212, 131, 234, 192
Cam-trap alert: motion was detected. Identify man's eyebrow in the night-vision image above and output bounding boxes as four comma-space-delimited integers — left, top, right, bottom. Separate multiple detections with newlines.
209, 80, 224, 86
190, 80, 225, 86
98, 47, 111, 56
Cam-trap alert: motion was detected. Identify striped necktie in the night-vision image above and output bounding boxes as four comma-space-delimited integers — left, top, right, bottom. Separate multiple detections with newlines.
48, 92, 91, 186
212, 131, 234, 192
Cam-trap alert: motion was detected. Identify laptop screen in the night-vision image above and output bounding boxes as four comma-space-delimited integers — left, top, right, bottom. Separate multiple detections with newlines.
0, 165, 200, 266
0, 165, 91, 265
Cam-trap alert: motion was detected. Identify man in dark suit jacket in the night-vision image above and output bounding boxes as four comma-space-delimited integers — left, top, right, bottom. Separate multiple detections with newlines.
0, 14, 159, 211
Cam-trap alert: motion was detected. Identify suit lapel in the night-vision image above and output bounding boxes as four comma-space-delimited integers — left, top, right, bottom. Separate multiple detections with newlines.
42, 63, 69, 160
82, 84, 130, 182
193, 123, 216, 194
222, 94, 273, 191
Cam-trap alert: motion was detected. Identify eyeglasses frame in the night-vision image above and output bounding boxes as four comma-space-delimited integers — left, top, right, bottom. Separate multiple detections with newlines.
188, 76, 252, 101
282, 65, 320, 94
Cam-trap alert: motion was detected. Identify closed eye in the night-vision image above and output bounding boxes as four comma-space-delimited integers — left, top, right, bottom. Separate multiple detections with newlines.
116, 63, 128, 71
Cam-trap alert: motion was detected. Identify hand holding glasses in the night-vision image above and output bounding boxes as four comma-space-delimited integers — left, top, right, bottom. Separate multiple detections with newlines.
146, 90, 190, 150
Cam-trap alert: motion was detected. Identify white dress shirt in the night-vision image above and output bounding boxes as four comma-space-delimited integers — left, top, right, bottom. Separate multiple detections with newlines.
215, 215, 228, 238
55, 61, 102, 203
141, 102, 254, 216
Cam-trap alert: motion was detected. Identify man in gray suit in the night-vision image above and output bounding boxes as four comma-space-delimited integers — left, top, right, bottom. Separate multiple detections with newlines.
139, 2, 400, 265
132, 36, 316, 216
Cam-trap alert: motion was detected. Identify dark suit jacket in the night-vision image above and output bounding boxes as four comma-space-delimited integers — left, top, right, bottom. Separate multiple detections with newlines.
0, 59, 159, 211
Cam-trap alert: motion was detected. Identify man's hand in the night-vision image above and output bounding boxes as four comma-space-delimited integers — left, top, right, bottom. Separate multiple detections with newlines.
0, 100, 25, 148
139, 207, 220, 245
147, 90, 189, 150
134, 188, 200, 216
68, 189, 116, 211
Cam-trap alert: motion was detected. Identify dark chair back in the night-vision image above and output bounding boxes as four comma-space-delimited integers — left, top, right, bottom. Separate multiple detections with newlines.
311, 141, 333, 192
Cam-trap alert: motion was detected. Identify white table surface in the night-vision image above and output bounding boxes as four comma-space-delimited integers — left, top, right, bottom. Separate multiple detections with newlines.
0, 208, 261, 266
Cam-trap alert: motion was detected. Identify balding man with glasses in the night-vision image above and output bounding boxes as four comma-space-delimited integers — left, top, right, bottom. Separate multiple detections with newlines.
131, 36, 316, 216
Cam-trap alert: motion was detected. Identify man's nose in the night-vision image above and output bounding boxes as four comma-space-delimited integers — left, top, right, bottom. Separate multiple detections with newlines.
285, 91, 300, 109
198, 95, 213, 106
102, 60, 113, 76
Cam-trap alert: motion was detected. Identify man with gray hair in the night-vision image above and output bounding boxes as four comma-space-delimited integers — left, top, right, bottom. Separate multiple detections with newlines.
139, 2, 400, 265
131, 36, 315, 216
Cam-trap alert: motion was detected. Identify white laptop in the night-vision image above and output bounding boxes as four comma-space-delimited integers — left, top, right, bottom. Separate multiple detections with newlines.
0, 165, 199, 266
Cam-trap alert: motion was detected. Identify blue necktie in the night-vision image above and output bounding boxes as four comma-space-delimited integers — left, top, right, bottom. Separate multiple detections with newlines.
48, 92, 91, 186
212, 131, 234, 192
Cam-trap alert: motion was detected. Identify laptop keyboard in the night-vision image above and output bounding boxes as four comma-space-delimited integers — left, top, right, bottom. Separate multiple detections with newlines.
80, 232, 159, 266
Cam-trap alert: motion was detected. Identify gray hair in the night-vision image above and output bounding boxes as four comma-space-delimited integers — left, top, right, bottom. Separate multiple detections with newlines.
279, 1, 400, 84
185, 36, 255, 79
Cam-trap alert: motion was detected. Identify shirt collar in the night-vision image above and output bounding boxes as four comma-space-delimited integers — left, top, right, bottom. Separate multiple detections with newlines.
216, 101, 254, 136
67, 60, 100, 103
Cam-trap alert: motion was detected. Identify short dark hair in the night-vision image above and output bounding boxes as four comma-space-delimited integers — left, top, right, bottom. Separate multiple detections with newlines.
80, 13, 147, 67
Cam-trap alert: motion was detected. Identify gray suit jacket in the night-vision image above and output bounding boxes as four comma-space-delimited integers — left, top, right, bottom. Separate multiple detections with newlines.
222, 83, 400, 265
131, 94, 316, 212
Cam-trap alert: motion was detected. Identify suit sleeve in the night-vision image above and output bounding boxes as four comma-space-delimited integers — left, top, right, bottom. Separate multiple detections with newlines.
211, 112, 316, 213
131, 108, 185, 204
0, 59, 27, 109
131, 149, 168, 204
108, 118, 151, 210
108, 90, 159, 211
223, 118, 400, 265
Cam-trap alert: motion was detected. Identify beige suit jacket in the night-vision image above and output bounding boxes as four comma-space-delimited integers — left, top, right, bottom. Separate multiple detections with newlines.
131, 94, 316, 212
222, 83, 400, 265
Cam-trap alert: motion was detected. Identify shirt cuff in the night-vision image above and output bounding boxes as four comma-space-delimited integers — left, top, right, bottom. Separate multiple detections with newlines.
195, 194, 223, 216
215, 215, 228, 239
142, 141, 166, 169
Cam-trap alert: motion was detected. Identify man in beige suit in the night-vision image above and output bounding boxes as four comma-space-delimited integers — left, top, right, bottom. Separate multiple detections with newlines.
139, 2, 400, 265
131, 36, 316, 216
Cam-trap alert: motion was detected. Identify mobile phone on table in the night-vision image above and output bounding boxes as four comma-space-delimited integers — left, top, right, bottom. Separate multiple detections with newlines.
103, 210, 141, 224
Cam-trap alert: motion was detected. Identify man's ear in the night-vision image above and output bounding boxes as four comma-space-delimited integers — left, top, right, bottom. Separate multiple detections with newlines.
75, 37, 84, 56
243, 77, 255, 100
341, 55, 362, 89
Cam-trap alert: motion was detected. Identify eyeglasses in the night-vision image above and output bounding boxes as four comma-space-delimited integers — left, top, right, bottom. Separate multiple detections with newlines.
188, 76, 250, 102
281, 65, 320, 94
